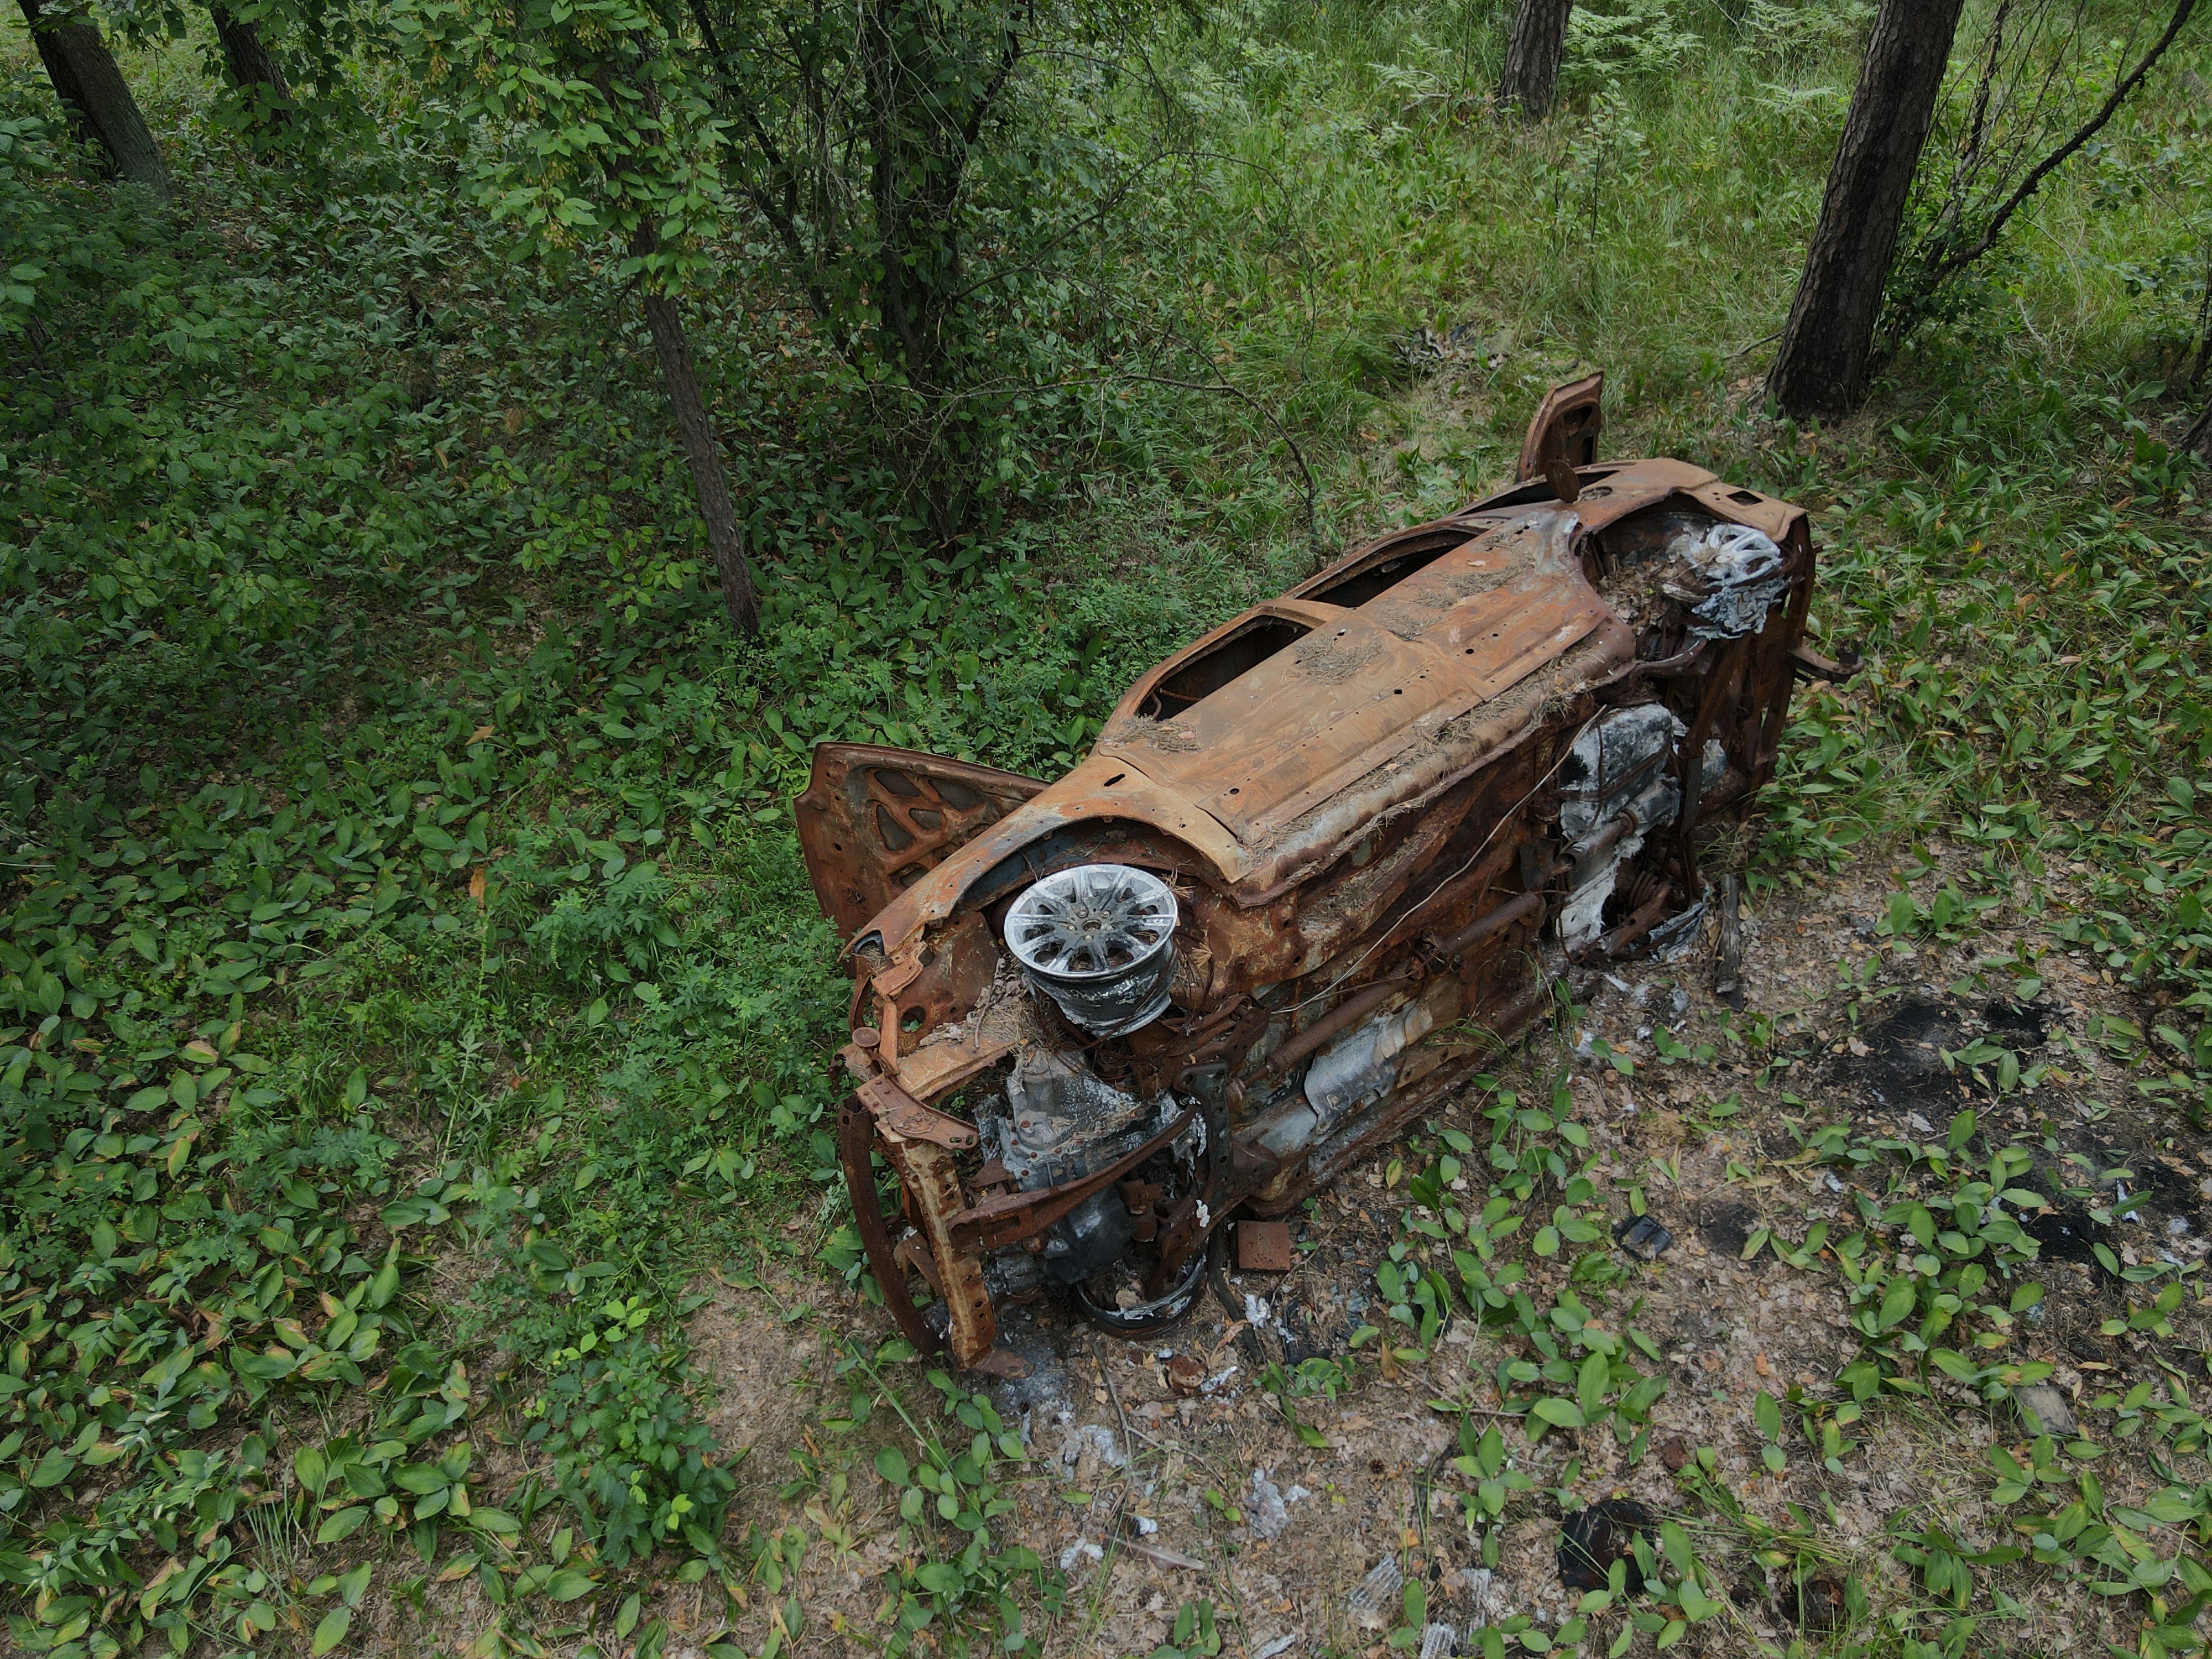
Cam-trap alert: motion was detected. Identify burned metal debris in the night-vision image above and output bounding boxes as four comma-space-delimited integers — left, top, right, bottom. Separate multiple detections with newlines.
1611, 1212, 1674, 1262
799, 375, 1828, 1371
1557, 1498, 1657, 1593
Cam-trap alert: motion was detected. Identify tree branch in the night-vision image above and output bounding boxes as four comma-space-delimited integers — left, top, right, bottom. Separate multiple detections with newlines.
1921, 0, 2198, 290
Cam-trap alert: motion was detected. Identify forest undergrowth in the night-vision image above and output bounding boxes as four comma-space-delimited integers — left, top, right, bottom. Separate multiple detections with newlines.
2, 0, 2210, 1655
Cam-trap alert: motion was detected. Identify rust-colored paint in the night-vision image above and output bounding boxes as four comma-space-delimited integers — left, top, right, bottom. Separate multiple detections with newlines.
803, 380, 1826, 1370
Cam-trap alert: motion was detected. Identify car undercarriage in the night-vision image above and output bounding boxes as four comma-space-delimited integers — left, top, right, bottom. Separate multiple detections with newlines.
796, 376, 1840, 1374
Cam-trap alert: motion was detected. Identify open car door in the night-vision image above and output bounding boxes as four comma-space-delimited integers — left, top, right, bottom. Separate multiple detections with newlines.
795, 743, 1048, 937
1516, 371, 1605, 482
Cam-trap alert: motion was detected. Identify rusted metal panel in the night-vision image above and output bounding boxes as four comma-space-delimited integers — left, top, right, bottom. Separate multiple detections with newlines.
794, 743, 1046, 937
879, 1127, 997, 1364
1236, 1220, 1295, 1273
1517, 371, 1604, 481
799, 378, 1832, 1375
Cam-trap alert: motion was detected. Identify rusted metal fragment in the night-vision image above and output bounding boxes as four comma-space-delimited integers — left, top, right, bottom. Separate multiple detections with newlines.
968, 1347, 1029, 1380
1236, 1220, 1295, 1273
855, 1074, 978, 1151
1786, 641, 1851, 681
1519, 371, 1604, 482
837, 1097, 945, 1359
880, 1129, 997, 1366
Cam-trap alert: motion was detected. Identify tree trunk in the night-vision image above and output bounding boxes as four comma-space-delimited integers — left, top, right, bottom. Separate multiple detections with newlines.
2184, 397, 2212, 461
15, 0, 173, 198
208, 2, 291, 129
1766, 0, 1965, 420
1499, 0, 1573, 118
636, 284, 761, 634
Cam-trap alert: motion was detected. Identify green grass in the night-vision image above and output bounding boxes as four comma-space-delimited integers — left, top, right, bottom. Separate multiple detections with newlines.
2, 0, 2210, 1654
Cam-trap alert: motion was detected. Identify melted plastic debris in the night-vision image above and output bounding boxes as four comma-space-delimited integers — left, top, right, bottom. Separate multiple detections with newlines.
1613, 1212, 1674, 1261
1646, 899, 1708, 962
1666, 523, 1789, 639
1347, 1554, 1404, 1615
1248, 1468, 1312, 1540
1557, 705, 1688, 952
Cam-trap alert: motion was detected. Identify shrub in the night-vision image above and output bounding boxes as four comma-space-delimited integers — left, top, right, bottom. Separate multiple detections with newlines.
521, 1298, 736, 1568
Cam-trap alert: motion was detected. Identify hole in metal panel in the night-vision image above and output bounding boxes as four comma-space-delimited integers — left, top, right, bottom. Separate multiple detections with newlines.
935, 779, 983, 810
1141, 617, 1313, 718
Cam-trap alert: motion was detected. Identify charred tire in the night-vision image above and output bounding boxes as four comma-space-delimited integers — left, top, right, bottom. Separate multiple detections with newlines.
1070, 1247, 1208, 1336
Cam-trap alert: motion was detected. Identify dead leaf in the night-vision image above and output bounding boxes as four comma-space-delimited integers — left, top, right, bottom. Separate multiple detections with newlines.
468, 868, 487, 906
469, 724, 495, 745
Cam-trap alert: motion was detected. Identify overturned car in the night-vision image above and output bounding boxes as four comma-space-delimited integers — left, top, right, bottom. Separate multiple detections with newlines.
797, 377, 1832, 1372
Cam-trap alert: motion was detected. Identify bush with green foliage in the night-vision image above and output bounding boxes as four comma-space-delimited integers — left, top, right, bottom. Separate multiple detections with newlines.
522, 1298, 735, 1569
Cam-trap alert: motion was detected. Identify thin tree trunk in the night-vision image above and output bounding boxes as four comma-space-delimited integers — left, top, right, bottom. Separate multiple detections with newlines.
1500, 0, 1573, 118
2185, 397, 2212, 460
1765, 0, 1965, 420
634, 279, 761, 634
15, 0, 173, 198
208, 2, 291, 129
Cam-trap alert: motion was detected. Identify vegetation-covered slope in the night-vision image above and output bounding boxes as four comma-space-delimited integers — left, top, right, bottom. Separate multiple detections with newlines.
3, 1, 2210, 1654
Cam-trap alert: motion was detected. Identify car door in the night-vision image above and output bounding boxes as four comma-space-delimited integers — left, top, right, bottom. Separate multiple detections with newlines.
794, 743, 1048, 936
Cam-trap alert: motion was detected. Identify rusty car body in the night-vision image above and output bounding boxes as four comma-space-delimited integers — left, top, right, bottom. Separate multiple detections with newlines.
796, 379, 1831, 1371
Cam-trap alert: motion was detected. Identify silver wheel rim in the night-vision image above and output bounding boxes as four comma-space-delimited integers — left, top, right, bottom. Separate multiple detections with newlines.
1004, 864, 1177, 980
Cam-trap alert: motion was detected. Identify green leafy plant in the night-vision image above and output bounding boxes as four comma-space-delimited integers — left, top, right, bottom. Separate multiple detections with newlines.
522, 1298, 737, 1569
851, 1349, 1062, 1657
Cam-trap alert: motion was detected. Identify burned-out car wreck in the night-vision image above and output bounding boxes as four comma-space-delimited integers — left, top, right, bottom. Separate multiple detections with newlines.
796, 377, 1837, 1373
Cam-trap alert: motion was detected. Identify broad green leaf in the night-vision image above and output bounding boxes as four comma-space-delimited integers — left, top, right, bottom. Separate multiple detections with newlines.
316, 1507, 370, 1543
1577, 1353, 1608, 1420
1877, 1278, 1917, 1330
1530, 1398, 1585, 1429
1754, 1390, 1782, 1441
311, 1605, 352, 1655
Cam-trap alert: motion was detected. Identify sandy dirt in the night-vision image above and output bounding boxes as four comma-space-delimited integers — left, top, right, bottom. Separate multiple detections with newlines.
689, 854, 2211, 1658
